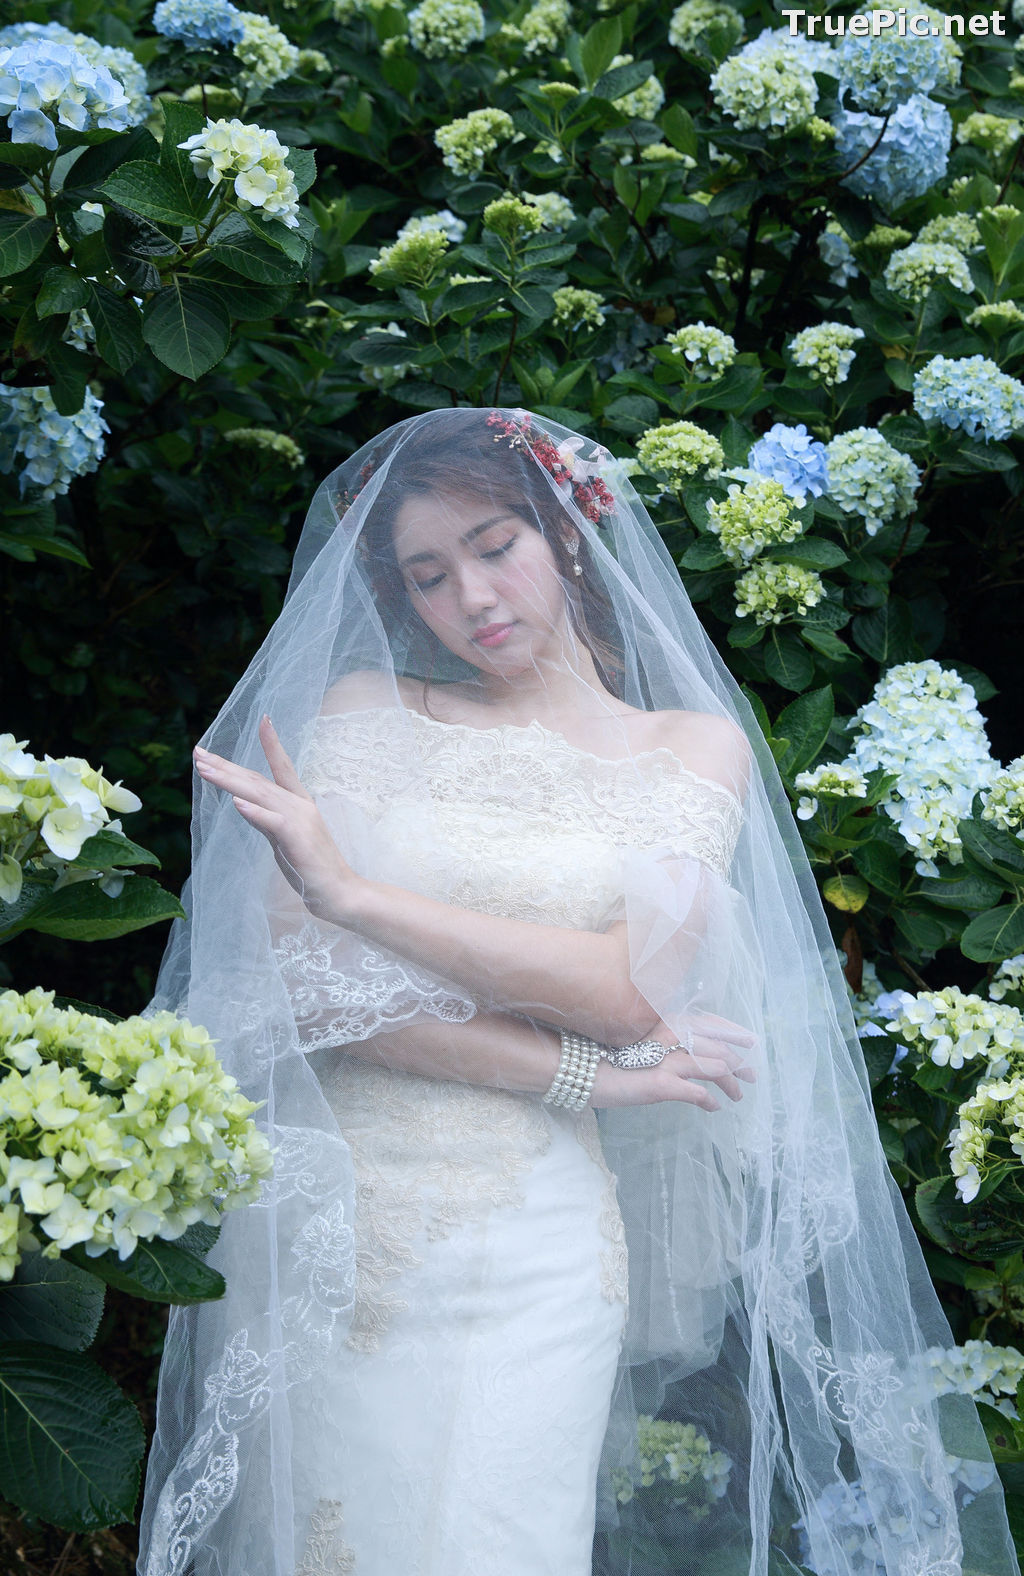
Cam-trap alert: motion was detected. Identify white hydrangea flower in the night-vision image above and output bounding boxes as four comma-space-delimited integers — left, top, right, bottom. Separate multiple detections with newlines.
522, 191, 575, 230
637, 420, 725, 486
0, 735, 142, 906
612, 1414, 732, 1512
500, 0, 571, 55
949, 1074, 1024, 1201
846, 660, 996, 874
956, 112, 1023, 157
668, 0, 743, 53
665, 321, 737, 381
733, 560, 824, 625
923, 1339, 1024, 1411
408, 0, 485, 57
710, 39, 818, 134
794, 762, 869, 819
234, 11, 300, 94
990, 957, 1024, 1003
825, 427, 920, 536
885, 985, 1022, 1075
0, 386, 107, 500
434, 107, 514, 176
884, 241, 975, 305
917, 212, 982, 253
788, 321, 865, 387
0, 990, 273, 1268
706, 478, 805, 566
178, 117, 300, 227
982, 756, 1024, 834
398, 208, 466, 244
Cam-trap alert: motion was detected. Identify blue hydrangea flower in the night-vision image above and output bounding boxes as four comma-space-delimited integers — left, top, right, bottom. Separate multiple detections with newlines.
837, 16, 961, 114
0, 23, 150, 127
0, 385, 109, 498
747, 423, 829, 504
833, 94, 952, 209
913, 355, 1024, 443
152, 0, 245, 48
0, 40, 132, 150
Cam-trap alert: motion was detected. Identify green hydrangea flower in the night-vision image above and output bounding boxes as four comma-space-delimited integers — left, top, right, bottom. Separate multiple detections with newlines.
637, 421, 724, 485
733, 560, 824, 624
434, 108, 515, 176
551, 286, 605, 330
788, 321, 865, 387
706, 478, 805, 565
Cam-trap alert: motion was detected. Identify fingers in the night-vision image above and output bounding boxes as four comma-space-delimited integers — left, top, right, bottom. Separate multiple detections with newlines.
689, 1011, 759, 1049
259, 716, 313, 800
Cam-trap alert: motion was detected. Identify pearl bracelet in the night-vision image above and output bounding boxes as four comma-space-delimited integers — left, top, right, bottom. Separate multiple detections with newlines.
542, 1029, 602, 1110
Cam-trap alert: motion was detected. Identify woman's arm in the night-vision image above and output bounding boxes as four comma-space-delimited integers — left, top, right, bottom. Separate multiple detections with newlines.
343, 1008, 752, 1111
194, 712, 750, 1047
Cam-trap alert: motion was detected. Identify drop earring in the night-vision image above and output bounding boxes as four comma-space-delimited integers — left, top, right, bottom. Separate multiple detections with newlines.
566, 536, 583, 577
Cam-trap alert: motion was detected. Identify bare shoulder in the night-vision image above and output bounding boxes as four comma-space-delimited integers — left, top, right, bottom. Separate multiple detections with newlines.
647, 710, 751, 802
320, 670, 409, 716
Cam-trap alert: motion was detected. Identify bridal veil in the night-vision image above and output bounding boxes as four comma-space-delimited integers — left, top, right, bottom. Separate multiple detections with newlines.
137, 408, 1018, 1576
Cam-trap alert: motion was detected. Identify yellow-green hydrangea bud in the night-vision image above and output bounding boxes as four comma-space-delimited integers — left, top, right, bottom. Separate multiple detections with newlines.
369, 225, 450, 285
967, 301, 1024, 335
483, 195, 544, 240
224, 428, 305, 468
956, 112, 1023, 156
551, 286, 605, 330
536, 80, 579, 108
733, 560, 824, 624
707, 478, 805, 565
636, 420, 724, 486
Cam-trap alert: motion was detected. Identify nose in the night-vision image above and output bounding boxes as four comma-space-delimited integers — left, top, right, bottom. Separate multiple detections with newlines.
455, 560, 498, 617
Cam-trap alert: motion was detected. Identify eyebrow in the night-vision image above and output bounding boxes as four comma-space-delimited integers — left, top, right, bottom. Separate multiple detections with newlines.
399, 514, 515, 568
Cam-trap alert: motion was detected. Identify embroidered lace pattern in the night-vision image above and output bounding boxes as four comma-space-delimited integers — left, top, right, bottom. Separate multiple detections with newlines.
304, 708, 743, 880
321, 1060, 552, 1351
297, 1499, 356, 1575
575, 1112, 629, 1309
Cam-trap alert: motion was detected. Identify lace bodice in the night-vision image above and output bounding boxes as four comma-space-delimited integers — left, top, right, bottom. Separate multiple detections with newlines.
303, 707, 742, 926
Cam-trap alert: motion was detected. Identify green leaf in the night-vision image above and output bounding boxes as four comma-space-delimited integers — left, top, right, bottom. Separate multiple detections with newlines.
769, 538, 847, 571
67, 1238, 225, 1305
960, 818, 1024, 883
961, 904, 1024, 964
660, 102, 697, 158
286, 147, 317, 197
0, 874, 184, 944
774, 686, 834, 777
143, 281, 230, 379
189, 256, 292, 320
0, 1342, 144, 1530
65, 125, 159, 191
101, 160, 207, 227
0, 1253, 104, 1353
593, 60, 655, 104
763, 631, 814, 691
851, 598, 916, 664
851, 839, 903, 898
348, 333, 418, 367
46, 341, 93, 418
210, 222, 304, 284
914, 1175, 959, 1251
801, 626, 852, 662
36, 266, 90, 318
87, 283, 144, 374
0, 212, 53, 277
681, 539, 728, 570
579, 15, 622, 86
822, 873, 870, 913
916, 872, 1006, 911
159, 98, 205, 180
893, 904, 951, 956
73, 830, 160, 870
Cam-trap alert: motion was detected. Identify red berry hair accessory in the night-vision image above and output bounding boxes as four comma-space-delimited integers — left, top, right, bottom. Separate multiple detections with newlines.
485, 411, 616, 525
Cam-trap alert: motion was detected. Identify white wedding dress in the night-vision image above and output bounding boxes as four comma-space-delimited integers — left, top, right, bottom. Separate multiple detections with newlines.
281, 707, 743, 1576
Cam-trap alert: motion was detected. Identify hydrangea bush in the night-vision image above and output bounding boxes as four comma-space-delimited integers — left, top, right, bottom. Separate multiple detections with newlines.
1, 0, 1023, 1557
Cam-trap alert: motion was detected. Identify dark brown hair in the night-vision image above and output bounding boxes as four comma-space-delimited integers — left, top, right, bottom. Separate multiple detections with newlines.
360, 411, 625, 698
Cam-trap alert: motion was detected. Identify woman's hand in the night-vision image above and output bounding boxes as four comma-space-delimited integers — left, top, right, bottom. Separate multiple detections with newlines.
590, 1014, 757, 1111
193, 717, 355, 921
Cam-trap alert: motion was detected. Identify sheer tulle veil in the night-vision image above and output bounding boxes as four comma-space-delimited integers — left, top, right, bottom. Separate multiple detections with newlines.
137, 409, 1018, 1576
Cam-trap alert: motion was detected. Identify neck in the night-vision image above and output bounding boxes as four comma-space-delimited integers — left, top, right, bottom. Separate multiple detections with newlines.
471, 644, 614, 725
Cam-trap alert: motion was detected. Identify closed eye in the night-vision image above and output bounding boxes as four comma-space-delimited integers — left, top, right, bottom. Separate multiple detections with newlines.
480, 536, 517, 560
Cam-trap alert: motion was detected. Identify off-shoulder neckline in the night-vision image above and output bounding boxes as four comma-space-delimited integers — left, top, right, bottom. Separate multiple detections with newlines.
316, 705, 744, 810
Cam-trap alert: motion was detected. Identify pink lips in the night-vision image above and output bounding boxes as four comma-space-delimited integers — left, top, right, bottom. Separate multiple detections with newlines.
472, 623, 514, 648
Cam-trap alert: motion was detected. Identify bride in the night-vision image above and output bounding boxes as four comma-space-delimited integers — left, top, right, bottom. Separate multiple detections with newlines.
138, 409, 1016, 1576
